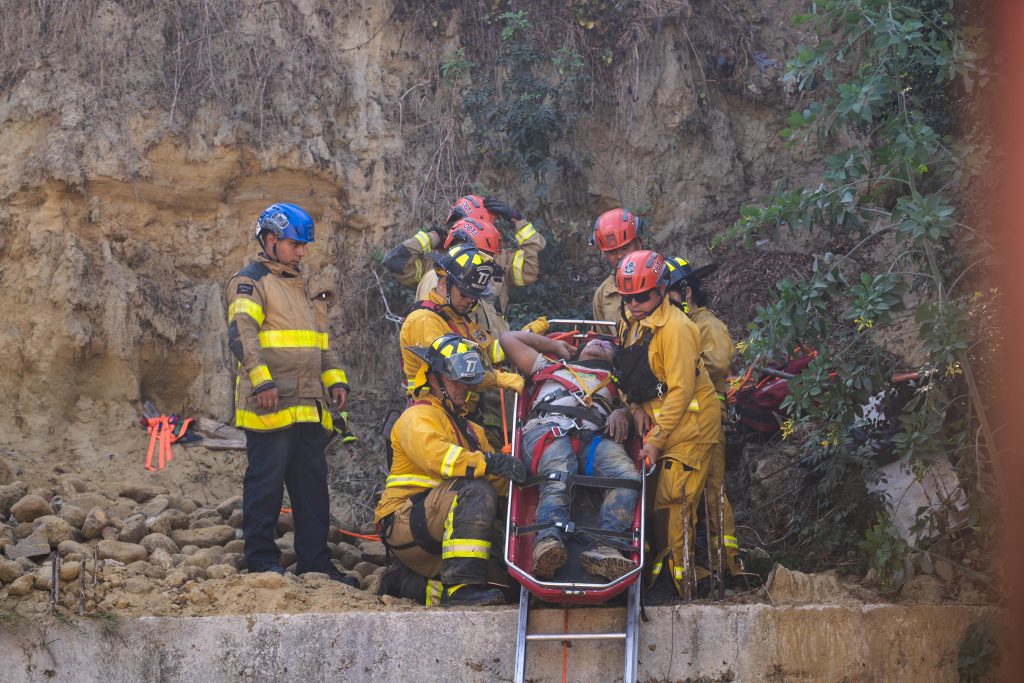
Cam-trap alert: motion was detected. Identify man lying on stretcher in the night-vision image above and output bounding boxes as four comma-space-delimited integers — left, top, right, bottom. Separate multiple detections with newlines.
498, 331, 642, 581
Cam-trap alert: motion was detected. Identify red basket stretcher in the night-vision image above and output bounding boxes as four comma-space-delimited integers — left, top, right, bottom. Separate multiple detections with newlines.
503, 320, 651, 683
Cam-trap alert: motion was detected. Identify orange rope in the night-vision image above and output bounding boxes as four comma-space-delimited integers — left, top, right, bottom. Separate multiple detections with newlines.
279, 508, 380, 542
500, 388, 512, 454
726, 362, 757, 401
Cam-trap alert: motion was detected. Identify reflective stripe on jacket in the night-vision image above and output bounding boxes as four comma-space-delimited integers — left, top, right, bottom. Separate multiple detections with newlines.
375, 395, 502, 522
226, 255, 348, 432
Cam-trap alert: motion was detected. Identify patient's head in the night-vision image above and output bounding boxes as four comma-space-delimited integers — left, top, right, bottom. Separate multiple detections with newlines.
577, 338, 614, 363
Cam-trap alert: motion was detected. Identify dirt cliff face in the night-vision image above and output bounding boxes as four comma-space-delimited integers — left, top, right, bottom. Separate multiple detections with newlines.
0, 0, 813, 516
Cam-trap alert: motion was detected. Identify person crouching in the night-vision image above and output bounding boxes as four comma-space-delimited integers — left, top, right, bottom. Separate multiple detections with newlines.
375, 333, 527, 606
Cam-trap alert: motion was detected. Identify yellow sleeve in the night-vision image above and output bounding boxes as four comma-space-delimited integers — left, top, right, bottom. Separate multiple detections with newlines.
400, 310, 455, 390
227, 276, 273, 391
383, 230, 436, 287
397, 408, 488, 479
646, 318, 698, 450
695, 315, 733, 390
507, 223, 547, 287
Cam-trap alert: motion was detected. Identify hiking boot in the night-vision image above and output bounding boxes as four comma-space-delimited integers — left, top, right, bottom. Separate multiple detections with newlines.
326, 565, 361, 588
440, 583, 507, 607
249, 564, 286, 575
532, 536, 567, 580
580, 545, 634, 581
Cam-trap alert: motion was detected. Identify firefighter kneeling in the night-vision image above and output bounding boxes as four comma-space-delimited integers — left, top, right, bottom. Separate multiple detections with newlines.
375, 333, 527, 606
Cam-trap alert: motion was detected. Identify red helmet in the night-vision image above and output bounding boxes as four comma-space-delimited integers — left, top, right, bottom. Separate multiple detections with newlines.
444, 217, 503, 254
616, 250, 668, 295
591, 208, 643, 251
447, 195, 496, 225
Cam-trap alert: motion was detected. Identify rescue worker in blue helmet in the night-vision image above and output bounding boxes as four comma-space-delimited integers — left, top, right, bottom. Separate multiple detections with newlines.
226, 203, 356, 585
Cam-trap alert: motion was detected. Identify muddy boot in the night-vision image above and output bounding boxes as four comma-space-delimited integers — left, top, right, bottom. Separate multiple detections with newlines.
580, 545, 634, 581
377, 561, 428, 602
532, 536, 567, 580
441, 583, 507, 607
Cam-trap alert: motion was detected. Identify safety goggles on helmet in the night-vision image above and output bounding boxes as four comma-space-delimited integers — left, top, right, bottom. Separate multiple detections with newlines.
254, 203, 315, 243
407, 333, 486, 386
590, 208, 644, 251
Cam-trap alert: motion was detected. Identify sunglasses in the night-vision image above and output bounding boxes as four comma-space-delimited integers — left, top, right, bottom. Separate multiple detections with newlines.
621, 290, 657, 305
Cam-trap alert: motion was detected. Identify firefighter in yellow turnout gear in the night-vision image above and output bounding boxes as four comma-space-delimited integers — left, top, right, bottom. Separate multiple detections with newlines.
665, 257, 742, 580
226, 203, 356, 584
382, 194, 546, 340
614, 251, 721, 597
399, 243, 524, 451
375, 334, 528, 606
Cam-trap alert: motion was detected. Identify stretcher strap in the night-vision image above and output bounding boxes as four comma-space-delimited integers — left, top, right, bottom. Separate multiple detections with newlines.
520, 472, 643, 491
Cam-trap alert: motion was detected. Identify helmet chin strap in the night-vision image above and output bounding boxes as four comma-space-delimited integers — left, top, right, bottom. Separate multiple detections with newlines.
437, 379, 460, 417
258, 232, 280, 262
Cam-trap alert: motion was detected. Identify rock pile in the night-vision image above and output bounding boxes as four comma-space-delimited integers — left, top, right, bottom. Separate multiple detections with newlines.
0, 475, 393, 615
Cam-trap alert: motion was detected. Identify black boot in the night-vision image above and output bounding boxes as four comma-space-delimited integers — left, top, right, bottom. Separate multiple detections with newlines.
440, 583, 507, 607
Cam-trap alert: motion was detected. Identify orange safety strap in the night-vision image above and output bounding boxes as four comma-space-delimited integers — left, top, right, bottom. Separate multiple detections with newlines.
145, 416, 174, 471
279, 507, 381, 542
500, 388, 512, 454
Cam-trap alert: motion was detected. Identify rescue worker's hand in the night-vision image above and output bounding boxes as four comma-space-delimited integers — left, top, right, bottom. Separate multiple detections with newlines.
483, 197, 524, 221
551, 340, 574, 360
605, 408, 630, 443
331, 386, 349, 411
426, 225, 448, 246
484, 452, 528, 484
256, 386, 280, 412
639, 442, 660, 465
632, 406, 652, 435
496, 371, 525, 394
521, 316, 549, 335
446, 206, 467, 228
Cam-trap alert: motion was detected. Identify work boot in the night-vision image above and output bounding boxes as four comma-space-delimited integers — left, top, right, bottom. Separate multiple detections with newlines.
532, 536, 567, 580
580, 545, 634, 581
322, 564, 361, 588
440, 583, 507, 607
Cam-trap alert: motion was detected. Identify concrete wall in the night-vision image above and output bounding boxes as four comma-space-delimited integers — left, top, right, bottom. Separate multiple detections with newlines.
0, 603, 988, 682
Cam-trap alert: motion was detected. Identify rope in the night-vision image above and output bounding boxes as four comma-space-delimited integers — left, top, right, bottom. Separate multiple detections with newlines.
279, 507, 381, 542
500, 388, 512, 454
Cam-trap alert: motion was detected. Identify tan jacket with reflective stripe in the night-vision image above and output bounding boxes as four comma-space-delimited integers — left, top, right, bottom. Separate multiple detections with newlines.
619, 298, 720, 455
226, 255, 348, 431
390, 222, 546, 315
689, 306, 734, 396
592, 273, 623, 324
375, 395, 501, 522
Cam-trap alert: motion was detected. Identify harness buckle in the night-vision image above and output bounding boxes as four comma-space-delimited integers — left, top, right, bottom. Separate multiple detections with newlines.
570, 388, 592, 407
556, 521, 576, 534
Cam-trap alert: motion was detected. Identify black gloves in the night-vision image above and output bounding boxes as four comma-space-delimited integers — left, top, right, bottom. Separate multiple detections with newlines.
446, 205, 467, 228
425, 224, 448, 243
484, 451, 528, 484
483, 197, 524, 221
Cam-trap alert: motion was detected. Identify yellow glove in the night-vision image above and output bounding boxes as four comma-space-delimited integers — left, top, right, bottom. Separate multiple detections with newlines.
495, 371, 525, 394
522, 316, 549, 335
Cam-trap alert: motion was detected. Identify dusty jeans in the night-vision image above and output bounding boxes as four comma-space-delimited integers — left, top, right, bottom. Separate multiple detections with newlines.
520, 424, 640, 545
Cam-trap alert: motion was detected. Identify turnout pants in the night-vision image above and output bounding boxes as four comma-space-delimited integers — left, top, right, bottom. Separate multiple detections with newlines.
381, 478, 498, 588
242, 422, 332, 573
700, 431, 740, 577
650, 442, 713, 596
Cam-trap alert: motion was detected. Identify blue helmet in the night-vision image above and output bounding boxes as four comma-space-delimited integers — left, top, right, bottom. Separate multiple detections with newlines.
254, 203, 315, 243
